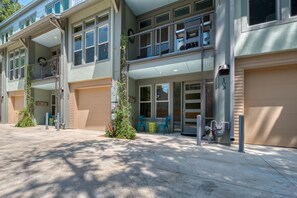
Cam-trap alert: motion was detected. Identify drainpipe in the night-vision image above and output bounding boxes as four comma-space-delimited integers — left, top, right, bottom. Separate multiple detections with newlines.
229, 0, 235, 141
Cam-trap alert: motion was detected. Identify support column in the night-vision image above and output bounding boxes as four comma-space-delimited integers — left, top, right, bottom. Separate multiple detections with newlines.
214, 0, 232, 145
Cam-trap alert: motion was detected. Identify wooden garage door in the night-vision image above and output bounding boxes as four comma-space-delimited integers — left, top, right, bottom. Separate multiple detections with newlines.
245, 66, 297, 148
10, 95, 24, 124
77, 87, 110, 130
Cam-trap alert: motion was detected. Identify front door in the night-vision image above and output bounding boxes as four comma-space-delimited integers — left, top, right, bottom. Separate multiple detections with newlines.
182, 82, 201, 134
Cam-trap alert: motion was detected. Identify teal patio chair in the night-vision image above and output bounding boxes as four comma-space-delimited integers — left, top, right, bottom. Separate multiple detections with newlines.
137, 115, 146, 132
159, 116, 170, 134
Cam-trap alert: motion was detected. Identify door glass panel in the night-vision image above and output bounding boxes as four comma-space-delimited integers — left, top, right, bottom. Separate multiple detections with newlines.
185, 83, 200, 90
185, 112, 200, 119
185, 93, 200, 100
185, 103, 201, 109
173, 82, 181, 132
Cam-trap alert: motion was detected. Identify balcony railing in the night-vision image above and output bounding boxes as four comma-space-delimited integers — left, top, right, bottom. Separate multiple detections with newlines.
31, 57, 59, 80
72, 0, 85, 6
127, 12, 215, 62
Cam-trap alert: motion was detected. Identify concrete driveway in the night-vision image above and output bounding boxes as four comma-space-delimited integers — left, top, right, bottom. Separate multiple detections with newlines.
0, 124, 296, 198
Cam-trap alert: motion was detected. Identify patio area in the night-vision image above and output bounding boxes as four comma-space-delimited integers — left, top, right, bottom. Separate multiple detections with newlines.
0, 124, 296, 197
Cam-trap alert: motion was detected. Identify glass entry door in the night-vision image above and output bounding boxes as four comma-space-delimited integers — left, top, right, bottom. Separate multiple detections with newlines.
183, 82, 201, 134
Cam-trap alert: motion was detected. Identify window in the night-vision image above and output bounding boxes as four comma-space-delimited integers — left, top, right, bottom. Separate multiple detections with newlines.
72, 13, 109, 66
85, 30, 95, 63
139, 18, 152, 29
156, 84, 169, 118
46, 0, 69, 15
54, 1, 61, 13
9, 48, 26, 80
74, 35, 82, 66
98, 25, 109, 60
19, 13, 36, 30
140, 86, 151, 118
51, 95, 56, 115
292, 0, 297, 16
2, 29, 13, 44
46, 4, 53, 14
155, 12, 170, 24
155, 27, 169, 55
195, 0, 213, 12
174, 5, 191, 18
249, 0, 276, 26
140, 33, 152, 58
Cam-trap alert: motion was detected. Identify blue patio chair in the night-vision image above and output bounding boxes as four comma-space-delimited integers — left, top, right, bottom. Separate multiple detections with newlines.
137, 115, 146, 132
159, 116, 170, 134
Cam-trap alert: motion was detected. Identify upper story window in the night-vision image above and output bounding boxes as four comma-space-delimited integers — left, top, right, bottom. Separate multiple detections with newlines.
155, 12, 170, 24
19, 13, 36, 30
292, 0, 297, 17
195, 0, 213, 13
46, 0, 69, 15
1, 29, 13, 44
249, 0, 276, 26
174, 5, 191, 18
139, 18, 152, 30
9, 48, 26, 81
72, 13, 109, 66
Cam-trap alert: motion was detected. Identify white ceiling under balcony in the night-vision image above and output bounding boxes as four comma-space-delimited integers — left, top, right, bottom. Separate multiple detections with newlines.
32, 28, 61, 48
125, 0, 179, 16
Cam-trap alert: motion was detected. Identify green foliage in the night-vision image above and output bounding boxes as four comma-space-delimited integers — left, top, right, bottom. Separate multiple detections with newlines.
16, 65, 35, 127
0, 0, 22, 23
105, 35, 136, 140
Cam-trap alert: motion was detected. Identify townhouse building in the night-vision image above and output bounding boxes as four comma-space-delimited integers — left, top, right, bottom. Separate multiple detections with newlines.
0, 0, 296, 148
0, 0, 121, 130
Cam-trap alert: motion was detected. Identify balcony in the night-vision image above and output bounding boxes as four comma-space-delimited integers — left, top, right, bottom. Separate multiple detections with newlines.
127, 12, 215, 63
72, 0, 85, 6
31, 57, 60, 80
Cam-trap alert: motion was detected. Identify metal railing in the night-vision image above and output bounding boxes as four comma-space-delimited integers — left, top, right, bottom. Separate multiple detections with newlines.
127, 12, 215, 62
72, 0, 85, 6
31, 57, 60, 80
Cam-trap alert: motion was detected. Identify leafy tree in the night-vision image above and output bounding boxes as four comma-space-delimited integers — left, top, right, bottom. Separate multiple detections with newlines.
0, 0, 22, 23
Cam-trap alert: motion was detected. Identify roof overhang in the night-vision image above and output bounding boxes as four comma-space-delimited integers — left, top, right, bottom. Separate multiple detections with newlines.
9, 14, 57, 42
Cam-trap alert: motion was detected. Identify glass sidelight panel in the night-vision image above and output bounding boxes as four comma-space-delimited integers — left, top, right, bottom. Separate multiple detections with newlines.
173, 82, 182, 132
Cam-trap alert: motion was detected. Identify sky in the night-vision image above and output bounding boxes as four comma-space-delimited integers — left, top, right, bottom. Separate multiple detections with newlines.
18, 0, 32, 6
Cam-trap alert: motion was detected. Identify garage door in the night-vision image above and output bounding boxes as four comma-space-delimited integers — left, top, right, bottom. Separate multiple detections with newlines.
10, 95, 24, 124
77, 87, 110, 130
245, 66, 297, 148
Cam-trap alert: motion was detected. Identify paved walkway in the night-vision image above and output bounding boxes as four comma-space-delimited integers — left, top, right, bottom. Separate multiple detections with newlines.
0, 124, 296, 198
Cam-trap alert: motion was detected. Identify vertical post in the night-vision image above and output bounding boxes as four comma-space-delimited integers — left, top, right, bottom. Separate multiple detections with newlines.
239, 115, 244, 153
45, 112, 49, 129
56, 112, 60, 131
197, 115, 202, 146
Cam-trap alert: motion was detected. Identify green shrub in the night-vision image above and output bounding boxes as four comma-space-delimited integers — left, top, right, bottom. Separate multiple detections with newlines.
16, 65, 36, 128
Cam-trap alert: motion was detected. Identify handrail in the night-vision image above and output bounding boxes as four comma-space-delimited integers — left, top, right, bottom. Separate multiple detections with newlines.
127, 11, 215, 38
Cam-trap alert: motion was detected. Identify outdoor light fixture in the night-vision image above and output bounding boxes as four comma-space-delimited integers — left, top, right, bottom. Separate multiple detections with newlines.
218, 64, 230, 75
173, 69, 178, 72
54, 36, 58, 39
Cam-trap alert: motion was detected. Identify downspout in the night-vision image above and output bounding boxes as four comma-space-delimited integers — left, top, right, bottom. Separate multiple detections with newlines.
229, 0, 235, 141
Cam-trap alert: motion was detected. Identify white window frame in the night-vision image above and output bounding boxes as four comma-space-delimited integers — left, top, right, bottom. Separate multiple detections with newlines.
85, 29, 95, 63
9, 52, 14, 81
73, 34, 83, 66
139, 18, 152, 30
155, 12, 170, 25
155, 83, 170, 119
174, 4, 191, 19
8, 48, 26, 81
139, 85, 152, 118
139, 32, 152, 58
155, 26, 170, 55
97, 24, 109, 61
71, 12, 110, 67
